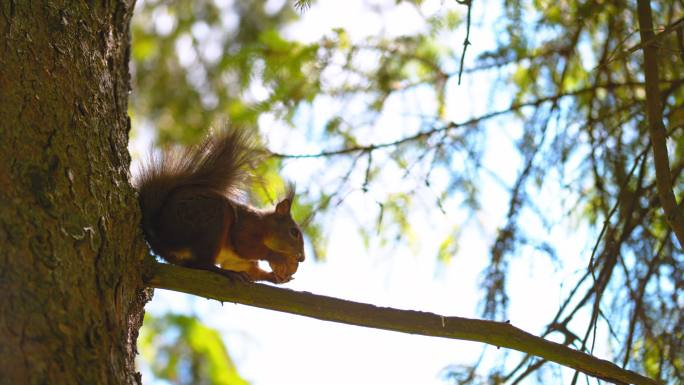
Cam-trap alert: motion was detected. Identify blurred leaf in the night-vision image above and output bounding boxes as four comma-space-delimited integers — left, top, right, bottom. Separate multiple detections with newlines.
437, 226, 461, 264
139, 313, 248, 385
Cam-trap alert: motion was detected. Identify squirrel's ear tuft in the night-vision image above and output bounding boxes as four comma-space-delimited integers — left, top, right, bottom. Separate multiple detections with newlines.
275, 198, 292, 215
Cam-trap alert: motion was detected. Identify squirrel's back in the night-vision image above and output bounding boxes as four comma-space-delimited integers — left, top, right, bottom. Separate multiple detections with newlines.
134, 128, 262, 248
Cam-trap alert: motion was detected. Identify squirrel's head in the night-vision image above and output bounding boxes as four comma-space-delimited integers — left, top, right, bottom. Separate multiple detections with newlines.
262, 196, 305, 262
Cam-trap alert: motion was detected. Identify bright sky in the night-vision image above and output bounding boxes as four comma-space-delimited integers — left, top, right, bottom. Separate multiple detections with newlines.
136, 1, 606, 384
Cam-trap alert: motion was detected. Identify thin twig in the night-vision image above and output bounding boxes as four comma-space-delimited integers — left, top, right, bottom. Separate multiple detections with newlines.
270, 82, 664, 159
457, 0, 473, 85
598, 16, 684, 68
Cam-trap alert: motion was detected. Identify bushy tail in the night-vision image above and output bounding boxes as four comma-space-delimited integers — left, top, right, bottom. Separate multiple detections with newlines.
134, 127, 263, 243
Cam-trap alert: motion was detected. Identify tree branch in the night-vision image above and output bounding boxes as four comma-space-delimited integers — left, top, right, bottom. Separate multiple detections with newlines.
599, 16, 684, 68
456, 0, 473, 85
268, 81, 678, 160
147, 262, 659, 385
636, 0, 684, 248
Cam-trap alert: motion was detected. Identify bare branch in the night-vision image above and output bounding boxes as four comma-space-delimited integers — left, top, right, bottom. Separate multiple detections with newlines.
457, 0, 473, 85
636, 0, 684, 247
599, 16, 684, 68
148, 262, 660, 385
269, 82, 677, 160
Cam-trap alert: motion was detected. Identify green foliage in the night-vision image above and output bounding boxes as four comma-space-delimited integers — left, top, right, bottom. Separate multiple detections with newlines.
258, 29, 321, 107
251, 156, 287, 206
131, 0, 309, 143
131, 0, 460, 255
379, 193, 417, 249
634, 332, 684, 381
437, 226, 461, 264
131, 0, 684, 382
139, 313, 248, 385
291, 194, 329, 261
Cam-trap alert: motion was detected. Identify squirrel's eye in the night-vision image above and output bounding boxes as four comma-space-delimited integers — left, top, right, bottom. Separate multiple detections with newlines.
289, 228, 300, 239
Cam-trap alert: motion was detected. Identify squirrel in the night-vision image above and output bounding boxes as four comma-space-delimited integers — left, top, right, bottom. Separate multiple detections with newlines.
134, 127, 305, 284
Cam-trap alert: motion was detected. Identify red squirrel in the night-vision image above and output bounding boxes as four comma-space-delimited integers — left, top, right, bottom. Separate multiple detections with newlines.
135, 128, 304, 283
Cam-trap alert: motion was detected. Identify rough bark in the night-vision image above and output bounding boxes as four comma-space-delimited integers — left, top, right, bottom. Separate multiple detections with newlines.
0, 2, 150, 385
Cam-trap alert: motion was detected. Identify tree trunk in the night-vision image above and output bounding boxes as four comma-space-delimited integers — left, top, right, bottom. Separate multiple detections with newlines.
0, 2, 149, 384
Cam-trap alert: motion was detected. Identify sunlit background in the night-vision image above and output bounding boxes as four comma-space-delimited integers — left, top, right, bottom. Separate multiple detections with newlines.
129, 0, 684, 384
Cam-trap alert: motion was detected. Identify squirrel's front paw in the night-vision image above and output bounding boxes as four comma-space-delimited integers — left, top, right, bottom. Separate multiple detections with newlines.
214, 268, 252, 283
269, 258, 299, 283
273, 274, 293, 284
233, 271, 253, 283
